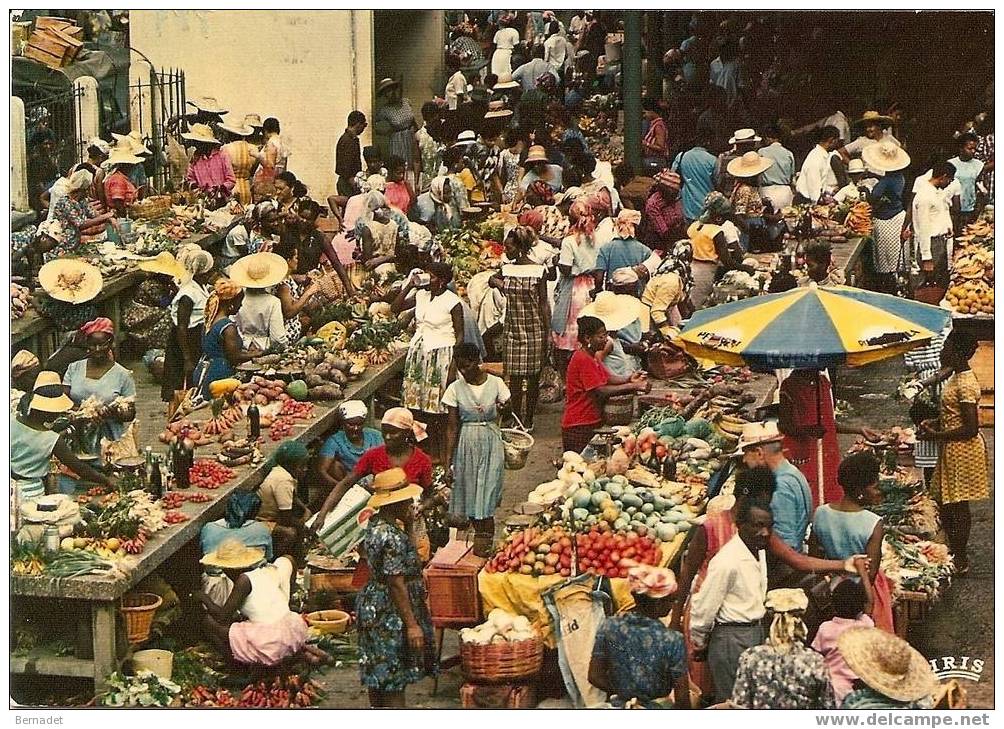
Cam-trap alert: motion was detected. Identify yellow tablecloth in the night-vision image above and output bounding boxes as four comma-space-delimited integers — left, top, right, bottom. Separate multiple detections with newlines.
477, 533, 687, 647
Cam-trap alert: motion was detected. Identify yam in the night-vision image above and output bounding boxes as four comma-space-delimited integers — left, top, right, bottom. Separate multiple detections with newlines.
309, 385, 343, 401
330, 369, 348, 386
305, 373, 327, 388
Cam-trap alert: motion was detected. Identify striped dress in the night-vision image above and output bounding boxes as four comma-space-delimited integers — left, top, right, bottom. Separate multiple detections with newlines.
500, 264, 548, 376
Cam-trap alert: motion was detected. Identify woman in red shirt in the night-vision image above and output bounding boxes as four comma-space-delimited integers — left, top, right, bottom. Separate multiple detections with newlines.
311, 407, 433, 529
561, 315, 650, 453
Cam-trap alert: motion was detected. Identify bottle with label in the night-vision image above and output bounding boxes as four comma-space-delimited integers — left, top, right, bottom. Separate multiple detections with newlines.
174, 440, 192, 489
44, 525, 61, 553
248, 402, 260, 441
149, 455, 164, 498
144, 446, 155, 490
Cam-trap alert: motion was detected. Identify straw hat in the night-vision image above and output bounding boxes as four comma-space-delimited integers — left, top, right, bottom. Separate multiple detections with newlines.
728, 128, 761, 145
200, 538, 266, 570
727, 151, 774, 178
138, 251, 187, 280
181, 123, 222, 146
376, 77, 401, 95
106, 146, 144, 167
484, 101, 513, 119
580, 290, 650, 332
228, 252, 289, 289
838, 627, 939, 702
219, 121, 254, 137
111, 130, 151, 155
493, 74, 520, 90
28, 371, 74, 414
86, 136, 112, 157
453, 129, 478, 147
243, 113, 264, 129
187, 96, 228, 115
847, 158, 867, 175
368, 467, 422, 510
524, 145, 549, 164
735, 421, 783, 452
764, 588, 809, 613
854, 110, 894, 128
862, 140, 911, 173
38, 259, 103, 304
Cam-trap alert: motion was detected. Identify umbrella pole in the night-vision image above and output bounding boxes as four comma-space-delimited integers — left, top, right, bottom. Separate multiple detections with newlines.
816, 373, 824, 506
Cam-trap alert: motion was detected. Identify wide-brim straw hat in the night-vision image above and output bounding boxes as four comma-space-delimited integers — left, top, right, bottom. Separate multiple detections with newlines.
862, 140, 911, 173
219, 121, 254, 137
243, 113, 264, 129
729, 128, 761, 145
484, 101, 513, 119
453, 129, 478, 147
727, 151, 774, 178
376, 77, 401, 95
838, 627, 939, 703
735, 421, 783, 452
138, 251, 187, 280
181, 123, 222, 146
847, 158, 867, 174
111, 131, 151, 155
200, 538, 267, 570
187, 96, 228, 115
228, 252, 289, 289
765, 588, 809, 613
368, 467, 423, 510
854, 110, 894, 128
524, 145, 549, 164
28, 371, 74, 414
580, 291, 649, 332
106, 146, 144, 166
38, 259, 104, 304
493, 74, 520, 90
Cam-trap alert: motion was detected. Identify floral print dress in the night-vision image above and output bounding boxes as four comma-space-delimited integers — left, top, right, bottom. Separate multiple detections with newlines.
730, 643, 837, 709
356, 518, 437, 691
590, 612, 687, 706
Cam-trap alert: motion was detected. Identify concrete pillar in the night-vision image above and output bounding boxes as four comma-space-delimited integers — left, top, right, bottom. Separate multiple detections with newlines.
73, 76, 100, 162
11, 96, 28, 211
623, 11, 643, 170
129, 58, 154, 135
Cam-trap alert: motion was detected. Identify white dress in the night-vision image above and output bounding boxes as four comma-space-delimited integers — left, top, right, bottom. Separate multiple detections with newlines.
492, 27, 520, 76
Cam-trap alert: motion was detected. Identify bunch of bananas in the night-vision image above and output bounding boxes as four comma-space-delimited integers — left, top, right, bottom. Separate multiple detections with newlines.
844, 201, 873, 235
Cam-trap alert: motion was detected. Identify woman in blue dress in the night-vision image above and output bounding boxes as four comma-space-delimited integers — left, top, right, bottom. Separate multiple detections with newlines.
356, 468, 437, 707
443, 343, 511, 557
192, 278, 257, 399
314, 400, 384, 507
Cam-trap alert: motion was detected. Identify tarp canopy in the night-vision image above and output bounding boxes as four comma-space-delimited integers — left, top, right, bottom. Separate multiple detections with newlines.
12, 47, 129, 94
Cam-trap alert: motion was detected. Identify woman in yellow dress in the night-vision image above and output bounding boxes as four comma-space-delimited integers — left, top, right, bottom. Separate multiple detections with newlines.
918, 331, 988, 576
221, 121, 259, 207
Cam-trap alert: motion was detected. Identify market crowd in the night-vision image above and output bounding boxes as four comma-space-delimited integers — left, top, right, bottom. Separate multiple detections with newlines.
11, 9, 991, 711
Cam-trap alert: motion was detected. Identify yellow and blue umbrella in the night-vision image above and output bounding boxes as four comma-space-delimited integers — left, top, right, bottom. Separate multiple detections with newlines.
677, 284, 952, 371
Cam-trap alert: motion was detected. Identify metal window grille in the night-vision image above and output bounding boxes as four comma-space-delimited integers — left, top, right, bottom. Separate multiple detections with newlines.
19, 85, 85, 206
125, 67, 186, 191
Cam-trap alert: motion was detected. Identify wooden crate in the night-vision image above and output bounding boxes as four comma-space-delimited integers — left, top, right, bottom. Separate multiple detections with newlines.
460, 682, 536, 709
34, 16, 74, 32
893, 590, 930, 639
25, 27, 82, 68
423, 539, 486, 626
23, 43, 64, 70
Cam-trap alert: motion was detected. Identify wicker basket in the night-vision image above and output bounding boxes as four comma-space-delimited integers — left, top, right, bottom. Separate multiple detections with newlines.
120, 592, 163, 645
501, 428, 534, 470
129, 195, 172, 220
308, 568, 357, 594
460, 637, 544, 683
602, 394, 636, 425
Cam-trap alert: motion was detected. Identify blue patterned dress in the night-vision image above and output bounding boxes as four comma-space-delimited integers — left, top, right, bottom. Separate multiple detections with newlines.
591, 612, 687, 706
356, 518, 438, 691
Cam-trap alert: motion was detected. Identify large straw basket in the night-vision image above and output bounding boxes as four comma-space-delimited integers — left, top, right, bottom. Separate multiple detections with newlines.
120, 592, 163, 645
501, 429, 534, 470
460, 637, 543, 683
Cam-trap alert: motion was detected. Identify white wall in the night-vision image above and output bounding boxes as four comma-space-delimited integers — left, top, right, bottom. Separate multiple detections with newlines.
129, 10, 374, 200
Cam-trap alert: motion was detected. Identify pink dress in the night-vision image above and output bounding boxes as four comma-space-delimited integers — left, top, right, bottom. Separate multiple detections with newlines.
330, 194, 368, 266
228, 557, 308, 666
811, 614, 875, 703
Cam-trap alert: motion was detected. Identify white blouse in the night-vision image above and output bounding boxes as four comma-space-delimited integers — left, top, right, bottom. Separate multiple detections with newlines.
170, 279, 209, 328
412, 289, 462, 352
236, 290, 286, 351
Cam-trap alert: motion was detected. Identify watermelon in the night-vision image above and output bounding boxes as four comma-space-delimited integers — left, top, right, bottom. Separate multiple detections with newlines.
286, 379, 309, 401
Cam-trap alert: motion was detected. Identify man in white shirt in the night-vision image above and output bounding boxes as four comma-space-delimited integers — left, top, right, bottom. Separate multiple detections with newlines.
757, 124, 795, 211
794, 126, 842, 204
543, 21, 573, 76
444, 59, 468, 112
512, 45, 558, 92
912, 161, 957, 289
690, 496, 773, 704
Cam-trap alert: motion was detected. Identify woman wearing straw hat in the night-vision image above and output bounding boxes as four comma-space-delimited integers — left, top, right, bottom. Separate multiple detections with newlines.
196, 539, 311, 667
514, 145, 563, 206
139, 244, 216, 402
355, 468, 437, 707
192, 277, 256, 400
183, 123, 235, 208
729, 588, 837, 709
837, 627, 938, 709
580, 290, 649, 379
727, 150, 774, 251
110, 131, 152, 194
231, 252, 288, 352
862, 140, 911, 295
102, 145, 143, 217
220, 120, 260, 207
11, 371, 114, 503
34, 169, 116, 262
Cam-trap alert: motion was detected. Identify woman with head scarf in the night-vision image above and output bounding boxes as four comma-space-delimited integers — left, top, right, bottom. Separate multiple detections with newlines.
35, 168, 116, 262
200, 490, 273, 561
729, 588, 837, 709
316, 401, 385, 497
151, 245, 217, 402
592, 209, 658, 296
62, 317, 137, 461
686, 191, 745, 309
552, 198, 602, 372
413, 175, 462, 232
10, 350, 41, 416
257, 440, 312, 558
354, 189, 408, 272
310, 407, 434, 532
192, 277, 255, 399
589, 566, 691, 709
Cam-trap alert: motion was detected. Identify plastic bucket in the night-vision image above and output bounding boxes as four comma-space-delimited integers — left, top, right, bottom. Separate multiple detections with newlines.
132, 649, 174, 680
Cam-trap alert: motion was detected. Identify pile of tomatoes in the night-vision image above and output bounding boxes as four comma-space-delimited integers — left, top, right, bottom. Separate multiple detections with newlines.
164, 511, 189, 524
279, 399, 314, 420
189, 460, 235, 489
269, 416, 295, 441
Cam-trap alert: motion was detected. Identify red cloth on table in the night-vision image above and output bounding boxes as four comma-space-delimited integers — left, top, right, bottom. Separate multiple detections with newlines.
353, 444, 433, 490
561, 348, 609, 429
780, 371, 842, 507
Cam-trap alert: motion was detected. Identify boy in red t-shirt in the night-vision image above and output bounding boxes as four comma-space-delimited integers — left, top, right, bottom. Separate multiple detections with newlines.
562, 315, 650, 453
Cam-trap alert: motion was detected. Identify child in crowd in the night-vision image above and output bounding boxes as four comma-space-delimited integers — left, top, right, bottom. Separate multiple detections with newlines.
811, 576, 875, 704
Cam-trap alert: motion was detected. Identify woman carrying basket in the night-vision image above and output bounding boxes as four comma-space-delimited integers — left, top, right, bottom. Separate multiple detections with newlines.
443, 344, 512, 557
